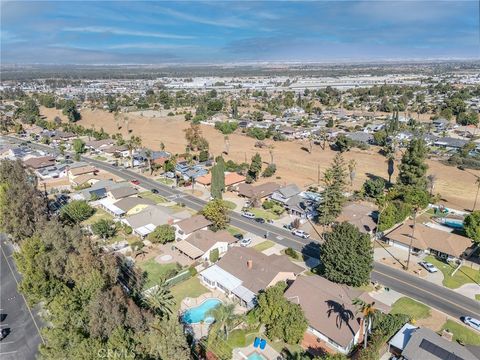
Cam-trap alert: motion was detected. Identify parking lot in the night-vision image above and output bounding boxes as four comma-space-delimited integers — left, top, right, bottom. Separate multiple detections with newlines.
1, 236, 43, 360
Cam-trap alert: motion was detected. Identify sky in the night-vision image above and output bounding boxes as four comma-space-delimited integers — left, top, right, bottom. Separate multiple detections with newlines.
1, 0, 479, 64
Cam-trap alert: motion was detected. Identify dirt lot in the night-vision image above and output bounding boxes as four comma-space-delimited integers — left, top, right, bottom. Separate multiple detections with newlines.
40, 107, 479, 211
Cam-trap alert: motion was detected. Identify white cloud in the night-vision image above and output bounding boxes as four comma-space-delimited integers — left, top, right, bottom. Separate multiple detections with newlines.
108, 43, 194, 50
63, 26, 195, 40
153, 7, 251, 28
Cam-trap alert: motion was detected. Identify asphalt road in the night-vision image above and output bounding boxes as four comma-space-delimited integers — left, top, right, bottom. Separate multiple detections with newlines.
0, 235, 44, 360
4, 136, 480, 322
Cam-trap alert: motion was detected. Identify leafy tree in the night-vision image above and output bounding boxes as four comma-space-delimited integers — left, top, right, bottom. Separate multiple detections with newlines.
387, 155, 395, 184
72, 138, 86, 154
148, 224, 175, 244
143, 280, 175, 317
373, 130, 388, 146
209, 248, 220, 263
262, 163, 276, 177
457, 111, 479, 126
0, 160, 47, 243
91, 219, 117, 239
62, 100, 81, 122
126, 135, 142, 168
362, 178, 385, 198
464, 211, 480, 244
248, 153, 262, 181
16, 98, 40, 124
318, 153, 347, 224
60, 200, 95, 224
335, 134, 352, 152
397, 138, 428, 189
215, 121, 238, 135
255, 282, 308, 344
320, 222, 373, 286
202, 199, 229, 230
146, 317, 191, 360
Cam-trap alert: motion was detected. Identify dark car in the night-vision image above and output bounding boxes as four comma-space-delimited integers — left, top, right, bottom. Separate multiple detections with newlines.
233, 233, 244, 241
283, 223, 293, 230
130, 180, 140, 185
255, 217, 265, 224
151, 189, 159, 194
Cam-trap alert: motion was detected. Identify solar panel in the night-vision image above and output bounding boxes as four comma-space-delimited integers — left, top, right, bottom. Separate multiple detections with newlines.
419, 339, 464, 360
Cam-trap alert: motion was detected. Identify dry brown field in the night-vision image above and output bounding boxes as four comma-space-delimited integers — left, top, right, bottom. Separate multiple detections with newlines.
40, 107, 479, 211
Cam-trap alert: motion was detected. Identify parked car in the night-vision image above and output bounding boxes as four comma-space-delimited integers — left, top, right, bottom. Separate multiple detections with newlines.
292, 229, 310, 239
255, 217, 266, 224
240, 238, 252, 247
241, 211, 255, 219
419, 261, 438, 273
463, 317, 480, 332
130, 180, 140, 185
151, 189, 159, 194
0, 328, 6, 341
267, 219, 274, 224
283, 223, 293, 230
233, 233, 244, 241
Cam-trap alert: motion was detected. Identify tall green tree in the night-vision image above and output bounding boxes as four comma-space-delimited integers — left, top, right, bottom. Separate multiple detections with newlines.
206, 303, 237, 339
143, 280, 175, 317
0, 160, 47, 243
148, 224, 176, 244
60, 200, 95, 224
248, 153, 262, 182
202, 199, 229, 230
91, 219, 117, 240
211, 157, 225, 199
464, 211, 480, 244
397, 138, 428, 189
320, 222, 373, 286
318, 153, 347, 225
352, 298, 380, 349
73, 138, 86, 155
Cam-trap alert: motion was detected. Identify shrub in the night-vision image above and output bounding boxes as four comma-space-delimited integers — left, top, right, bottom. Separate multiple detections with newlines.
262, 164, 277, 177
285, 247, 299, 259
130, 241, 144, 251
262, 200, 274, 210
214, 121, 238, 134
148, 224, 176, 244
209, 248, 219, 263
123, 225, 133, 235
188, 266, 197, 277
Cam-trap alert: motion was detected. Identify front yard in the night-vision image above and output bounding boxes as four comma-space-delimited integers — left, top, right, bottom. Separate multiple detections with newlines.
424, 256, 480, 289
249, 207, 281, 221
82, 208, 113, 226
170, 277, 208, 310
391, 297, 431, 320
253, 240, 276, 252
441, 320, 480, 345
138, 191, 166, 203
156, 177, 175, 186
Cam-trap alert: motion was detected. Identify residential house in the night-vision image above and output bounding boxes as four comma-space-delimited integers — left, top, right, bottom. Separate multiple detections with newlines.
36, 163, 69, 180
72, 180, 120, 201
336, 201, 378, 235
236, 182, 280, 202
432, 118, 450, 131
122, 205, 176, 237
345, 131, 373, 145
284, 275, 389, 355
173, 215, 212, 241
385, 221, 473, 260
196, 172, 246, 188
23, 156, 56, 170
68, 165, 97, 183
101, 144, 130, 158
85, 139, 115, 152
364, 123, 385, 133
113, 197, 156, 216
388, 326, 477, 360
200, 247, 304, 308
174, 229, 237, 261
175, 163, 209, 181
434, 137, 468, 150
270, 184, 315, 218
107, 185, 138, 201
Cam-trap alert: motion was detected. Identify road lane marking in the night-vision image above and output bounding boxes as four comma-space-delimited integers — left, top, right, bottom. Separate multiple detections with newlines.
0, 245, 45, 345
0, 351, 18, 355
373, 269, 480, 317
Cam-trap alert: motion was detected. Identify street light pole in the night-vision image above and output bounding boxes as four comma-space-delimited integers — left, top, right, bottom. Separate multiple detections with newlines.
406, 208, 418, 271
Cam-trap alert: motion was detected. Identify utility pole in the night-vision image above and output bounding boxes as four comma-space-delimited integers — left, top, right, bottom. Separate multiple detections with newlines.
473, 177, 480, 212
406, 208, 418, 271
317, 164, 320, 186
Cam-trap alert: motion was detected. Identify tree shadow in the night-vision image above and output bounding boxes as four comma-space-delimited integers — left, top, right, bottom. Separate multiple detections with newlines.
302, 241, 321, 259
326, 300, 356, 337
365, 172, 388, 183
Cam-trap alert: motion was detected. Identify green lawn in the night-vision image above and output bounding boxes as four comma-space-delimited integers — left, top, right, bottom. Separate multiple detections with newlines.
156, 177, 174, 186
138, 259, 179, 290
249, 207, 280, 221
222, 200, 237, 210
170, 277, 208, 309
442, 320, 480, 345
94, 155, 107, 161
253, 240, 276, 252
391, 297, 431, 320
82, 208, 113, 226
424, 256, 480, 289
475, 294, 480, 301
227, 226, 245, 237
138, 191, 166, 203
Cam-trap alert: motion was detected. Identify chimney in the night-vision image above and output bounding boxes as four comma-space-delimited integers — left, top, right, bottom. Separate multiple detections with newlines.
247, 260, 253, 269
441, 329, 453, 342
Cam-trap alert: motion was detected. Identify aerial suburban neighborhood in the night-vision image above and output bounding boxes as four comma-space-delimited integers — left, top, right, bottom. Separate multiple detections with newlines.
1, 1, 480, 360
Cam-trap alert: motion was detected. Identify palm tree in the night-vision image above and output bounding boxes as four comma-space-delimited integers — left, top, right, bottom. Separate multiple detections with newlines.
473, 176, 480, 211
352, 298, 379, 349
206, 303, 237, 339
268, 144, 275, 164
145, 149, 153, 174
224, 135, 230, 155
127, 135, 142, 168
144, 280, 175, 318
348, 159, 356, 187
427, 174, 437, 196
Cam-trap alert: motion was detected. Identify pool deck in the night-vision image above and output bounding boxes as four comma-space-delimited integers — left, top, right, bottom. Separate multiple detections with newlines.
233, 343, 280, 360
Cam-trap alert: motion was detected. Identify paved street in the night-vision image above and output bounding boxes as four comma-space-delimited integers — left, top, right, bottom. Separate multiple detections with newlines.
3, 135, 480, 322
0, 235, 44, 360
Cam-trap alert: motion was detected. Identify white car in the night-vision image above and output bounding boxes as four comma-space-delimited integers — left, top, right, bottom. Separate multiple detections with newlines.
241, 211, 255, 219
463, 317, 480, 332
419, 261, 439, 273
292, 229, 310, 239
240, 238, 252, 247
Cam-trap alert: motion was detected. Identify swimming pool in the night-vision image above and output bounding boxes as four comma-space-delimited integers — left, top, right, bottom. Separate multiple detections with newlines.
247, 352, 267, 360
182, 298, 222, 324
443, 219, 464, 230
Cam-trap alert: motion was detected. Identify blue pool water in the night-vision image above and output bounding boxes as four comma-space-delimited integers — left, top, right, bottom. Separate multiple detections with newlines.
247, 353, 267, 360
443, 219, 464, 229
182, 298, 222, 324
